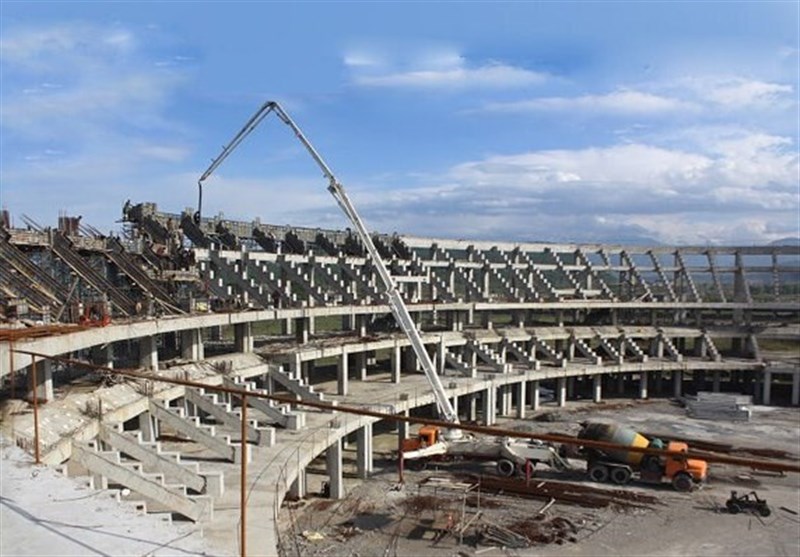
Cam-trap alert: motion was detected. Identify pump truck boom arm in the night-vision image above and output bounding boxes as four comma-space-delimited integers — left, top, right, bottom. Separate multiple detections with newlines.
195, 101, 461, 428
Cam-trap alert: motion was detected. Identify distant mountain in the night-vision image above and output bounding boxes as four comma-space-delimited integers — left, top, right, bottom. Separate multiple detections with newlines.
769, 238, 800, 247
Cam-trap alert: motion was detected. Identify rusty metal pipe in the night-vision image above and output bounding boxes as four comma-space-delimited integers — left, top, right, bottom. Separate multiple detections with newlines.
12, 349, 800, 474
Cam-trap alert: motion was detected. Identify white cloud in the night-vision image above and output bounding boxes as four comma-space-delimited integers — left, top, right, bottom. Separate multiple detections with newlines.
678, 76, 794, 108
355, 62, 548, 89
483, 90, 698, 115
346, 46, 548, 89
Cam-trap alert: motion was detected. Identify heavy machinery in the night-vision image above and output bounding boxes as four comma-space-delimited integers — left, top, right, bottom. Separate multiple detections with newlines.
195, 101, 463, 442
577, 421, 708, 491
725, 490, 771, 516
402, 425, 570, 476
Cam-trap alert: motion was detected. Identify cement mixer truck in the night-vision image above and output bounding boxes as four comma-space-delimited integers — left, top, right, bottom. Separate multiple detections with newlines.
577, 421, 707, 492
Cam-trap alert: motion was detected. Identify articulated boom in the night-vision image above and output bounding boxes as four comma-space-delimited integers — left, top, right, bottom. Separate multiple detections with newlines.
196, 101, 461, 430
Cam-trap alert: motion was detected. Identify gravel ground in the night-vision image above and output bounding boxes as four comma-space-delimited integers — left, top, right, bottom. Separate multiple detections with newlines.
278, 398, 800, 557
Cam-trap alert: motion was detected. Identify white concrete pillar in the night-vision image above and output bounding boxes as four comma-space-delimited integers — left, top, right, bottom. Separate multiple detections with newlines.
516, 381, 527, 419
356, 423, 373, 479
27, 359, 53, 403
482, 387, 496, 426
325, 439, 344, 499
139, 411, 156, 442
181, 329, 204, 361
499, 385, 512, 416
673, 370, 683, 398
354, 352, 367, 381
295, 318, 309, 344
391, 344, 402, 383
289, 468, 307, 499
234, 322, 253, 353
791, 373, 799, 406
530, 380, 540, 411
139, 335, 158, 371
557, 377, 567, 407
337, 352, 349, 396
762, 370, 772, 405
397, 410, 409, 444
639, 371, 649, 400
592, 374, 602, 403
467, 394, 478, 422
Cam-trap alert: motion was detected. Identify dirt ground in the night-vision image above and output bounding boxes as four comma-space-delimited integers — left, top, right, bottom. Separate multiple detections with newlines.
277, 398, 800, 557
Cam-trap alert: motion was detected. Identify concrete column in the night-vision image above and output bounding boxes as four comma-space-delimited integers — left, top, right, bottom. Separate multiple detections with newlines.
91, 344, 114, 369
762, 370, 772, 405
467, 394, 478, 422
791, 373, 799, 406
639, 371, 649, 399
27, 359, 53, 402
712, 371, 721, 393
397, 410, 409, 443
592, 374, 602, 403
530, 380, 540, 411
356, 423, 373, 479
139, 411, 156, 442
516, 381, 527, 419
289, 468, 307, 499
391, 345, 402, 383
234, 322, 253, 353
139, 335, 158, 371
482, 387, 496, 426
295, 318, 309, 344
616, 372, 626, 395
282, 318, 293, 336
325, 439, 344, 499
557, 377, 567, 407
181, 329, 204, 361
354, 352, 367, 381
566, 376, 575, 399
673, 370, 683, 398
653, 371, 663, 395
337, 352, 349, 396
499, 385, 512, 416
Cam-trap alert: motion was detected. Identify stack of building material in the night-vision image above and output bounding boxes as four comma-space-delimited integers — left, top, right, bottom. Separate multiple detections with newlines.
686, 392, 752, 421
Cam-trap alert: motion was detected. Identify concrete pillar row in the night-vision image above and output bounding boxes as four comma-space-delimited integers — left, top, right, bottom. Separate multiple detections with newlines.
139, 335, 158, 371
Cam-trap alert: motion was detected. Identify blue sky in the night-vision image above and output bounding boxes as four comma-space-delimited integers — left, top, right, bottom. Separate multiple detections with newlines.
1, 1, 798, 245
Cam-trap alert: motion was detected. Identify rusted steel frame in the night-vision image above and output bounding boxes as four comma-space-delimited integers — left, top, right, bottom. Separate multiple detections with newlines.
12, 349, 800, 474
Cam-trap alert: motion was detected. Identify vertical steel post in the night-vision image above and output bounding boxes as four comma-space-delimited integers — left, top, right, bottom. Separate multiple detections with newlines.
9, 342, 14, 399
32, 354, 40, 464
240, 394, 247, 557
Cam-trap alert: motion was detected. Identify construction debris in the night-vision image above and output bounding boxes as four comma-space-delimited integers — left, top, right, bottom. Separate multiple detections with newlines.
685, 392, 753, 422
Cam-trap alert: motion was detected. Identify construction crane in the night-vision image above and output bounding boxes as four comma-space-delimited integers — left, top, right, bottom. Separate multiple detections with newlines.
195, 101, 462, 437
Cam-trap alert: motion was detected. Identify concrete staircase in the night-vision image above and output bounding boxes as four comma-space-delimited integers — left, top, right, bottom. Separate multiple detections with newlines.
444, 350, 475, 377
278, 257, 330, 305
148, 400, 250, 463
648, 251, 677, 301
70, 441, 213, 522
596, 335, 624, 364
501, 339, 541, 370
531, 337, 566, 367
674, 250, 702, 302
620, 336, 649, 362
570, 336, 602, 365
184, 387, 276, 446
222, 375, 305, 430
269, 365, 326, 402
466, 339, 509, 373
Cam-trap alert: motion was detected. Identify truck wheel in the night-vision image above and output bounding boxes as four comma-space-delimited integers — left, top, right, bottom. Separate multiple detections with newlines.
588, 464, 609, 483
610, 466, 632, 485
496, 459, 516, 477
672, 472, 693, 492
